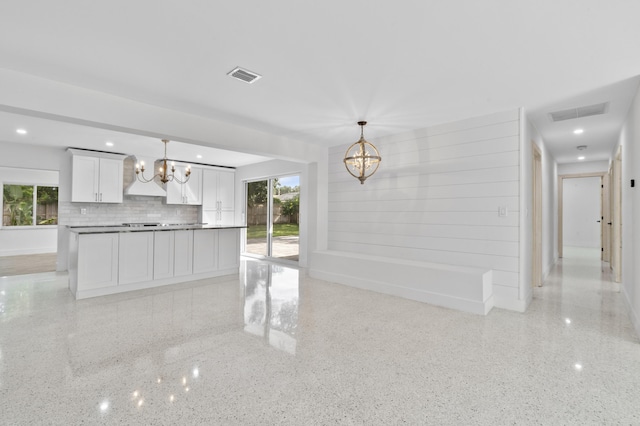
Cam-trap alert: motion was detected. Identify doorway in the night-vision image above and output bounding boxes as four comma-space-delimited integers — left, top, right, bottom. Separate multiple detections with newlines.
244, 175, 300, 263
611, 147, 622, 282
558, 173, 609, 259
532, 144, 542, 287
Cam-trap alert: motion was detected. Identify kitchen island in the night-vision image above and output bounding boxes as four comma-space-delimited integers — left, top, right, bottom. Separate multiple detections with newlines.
68, 224, 244, 299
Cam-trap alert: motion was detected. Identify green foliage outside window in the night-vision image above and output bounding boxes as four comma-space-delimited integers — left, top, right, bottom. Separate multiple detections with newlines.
280, 195, 299, 223
2, 184, 58, 226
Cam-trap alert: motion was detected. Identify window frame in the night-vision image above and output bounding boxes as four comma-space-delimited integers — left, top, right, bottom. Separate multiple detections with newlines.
1, 183, 59, 229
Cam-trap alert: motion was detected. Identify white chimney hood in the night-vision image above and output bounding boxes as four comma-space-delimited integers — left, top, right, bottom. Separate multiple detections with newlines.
125, 155, 167, 197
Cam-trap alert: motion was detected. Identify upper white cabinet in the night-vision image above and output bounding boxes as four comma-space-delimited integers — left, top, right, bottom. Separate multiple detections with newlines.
202, 169, 235, 225
69, 149, 127, 203
166, 166, 202, 205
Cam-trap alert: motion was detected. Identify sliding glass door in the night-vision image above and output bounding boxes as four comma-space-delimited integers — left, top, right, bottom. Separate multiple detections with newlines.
245, 175, 299, 262
245, 180, 269, 257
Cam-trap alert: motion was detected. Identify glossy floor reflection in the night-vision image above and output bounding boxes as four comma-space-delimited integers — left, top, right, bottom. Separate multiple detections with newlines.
0, 253, 639, 424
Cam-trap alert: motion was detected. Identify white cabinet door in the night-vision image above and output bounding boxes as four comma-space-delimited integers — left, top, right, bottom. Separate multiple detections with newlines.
98, 158, 124, 203
201, 169, 218, 210
217, 171, 235, 210
119, 232, 154, 285
218, 229, 240, 270
166, 166, 202, 205
193, 229, 218, 274
70, 152, 124, 203
174, 230, 193, 277
201, 169, 234, 224
153, 231, 175, 280
165, 175, 183, 204
184, 167, 202, 205
219, 210, 235, 226
77, 233, 118, 290
71, 156, 99, 202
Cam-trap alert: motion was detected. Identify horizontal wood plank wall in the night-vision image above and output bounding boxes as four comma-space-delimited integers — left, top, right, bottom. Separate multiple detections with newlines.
327, 110, 520, 293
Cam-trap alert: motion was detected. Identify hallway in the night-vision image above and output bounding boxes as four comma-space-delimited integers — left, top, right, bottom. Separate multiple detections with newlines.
0, 252, 638, 424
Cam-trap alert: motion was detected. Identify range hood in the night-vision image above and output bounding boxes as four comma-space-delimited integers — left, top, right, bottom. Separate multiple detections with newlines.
124, 155, 167, 197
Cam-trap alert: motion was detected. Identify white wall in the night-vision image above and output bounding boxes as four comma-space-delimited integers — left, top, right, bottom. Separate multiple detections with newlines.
616, 81, 640, 338
312, 109, 525, 312
557, 160, 609, 175
0, 142, 65, 256
562, 177, 601, 248
527, 118, 558, 281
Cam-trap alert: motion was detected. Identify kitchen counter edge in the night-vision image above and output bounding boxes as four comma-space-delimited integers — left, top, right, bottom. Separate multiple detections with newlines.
69, 225, 247, 234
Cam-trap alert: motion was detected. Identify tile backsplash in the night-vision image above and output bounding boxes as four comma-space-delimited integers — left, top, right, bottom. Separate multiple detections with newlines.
59, 196, 199, 226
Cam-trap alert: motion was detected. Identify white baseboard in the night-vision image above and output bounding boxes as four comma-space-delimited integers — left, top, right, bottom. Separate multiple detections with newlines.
0, 248, 57, 256
622, 286, 640, 340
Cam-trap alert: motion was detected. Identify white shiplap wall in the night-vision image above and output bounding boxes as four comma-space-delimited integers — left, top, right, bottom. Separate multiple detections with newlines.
324, 109, 521, 305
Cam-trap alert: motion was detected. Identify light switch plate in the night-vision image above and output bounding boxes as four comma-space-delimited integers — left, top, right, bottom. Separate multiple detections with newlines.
498, 206, 508, 217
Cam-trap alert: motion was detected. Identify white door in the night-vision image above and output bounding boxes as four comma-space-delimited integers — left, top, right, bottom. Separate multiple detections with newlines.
563, 177, 601, 249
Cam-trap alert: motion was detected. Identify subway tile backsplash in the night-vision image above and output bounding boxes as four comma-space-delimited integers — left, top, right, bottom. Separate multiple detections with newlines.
59, 196, 199, 226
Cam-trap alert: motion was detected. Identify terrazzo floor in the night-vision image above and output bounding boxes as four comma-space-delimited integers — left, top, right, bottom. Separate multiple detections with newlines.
0, 247, 638, 424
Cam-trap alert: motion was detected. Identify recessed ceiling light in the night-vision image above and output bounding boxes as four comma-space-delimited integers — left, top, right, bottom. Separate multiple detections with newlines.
578, 156, 585, 160
573, 129, 584, 135
196, 154, 202, 159
105, 141, 114, 147
16, 128, 27, 135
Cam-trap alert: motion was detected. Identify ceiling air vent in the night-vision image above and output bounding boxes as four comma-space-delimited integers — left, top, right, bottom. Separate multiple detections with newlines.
227, 66, 262, 84
549, 102, 609, 122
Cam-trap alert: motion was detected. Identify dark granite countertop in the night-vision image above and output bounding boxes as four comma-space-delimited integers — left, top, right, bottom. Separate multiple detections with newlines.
68, 224, 246, 234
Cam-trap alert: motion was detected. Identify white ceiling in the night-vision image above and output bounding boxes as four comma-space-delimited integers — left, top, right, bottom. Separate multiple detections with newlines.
0, 1, 639, 165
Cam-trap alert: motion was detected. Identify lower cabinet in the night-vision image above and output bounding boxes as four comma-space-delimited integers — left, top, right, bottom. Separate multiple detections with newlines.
218, 228, 240, 270
76, 233, 119, 290
70, 228, 241, 299
174, 230, 194, 277
153, 230, 194, 279
153, 231, 175, 280
119, 232, 154, 285
193, 229, 218, 274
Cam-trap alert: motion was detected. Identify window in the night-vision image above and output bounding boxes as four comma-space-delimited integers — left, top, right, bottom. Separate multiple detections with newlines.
2, 184, 58, 226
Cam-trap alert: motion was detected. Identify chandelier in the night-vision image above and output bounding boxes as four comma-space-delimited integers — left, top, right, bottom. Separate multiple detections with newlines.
135, 139, 191, 184
343, 121, 381, 184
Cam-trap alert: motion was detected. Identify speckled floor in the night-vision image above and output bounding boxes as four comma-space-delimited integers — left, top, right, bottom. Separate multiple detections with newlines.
0, 248, 638, 425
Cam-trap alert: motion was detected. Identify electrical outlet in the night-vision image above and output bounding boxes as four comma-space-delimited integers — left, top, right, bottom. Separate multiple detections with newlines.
80, 208, 86, 215
498, 206, 508, 217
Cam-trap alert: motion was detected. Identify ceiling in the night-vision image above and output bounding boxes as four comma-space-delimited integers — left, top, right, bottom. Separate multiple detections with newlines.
1, 1, 639, 166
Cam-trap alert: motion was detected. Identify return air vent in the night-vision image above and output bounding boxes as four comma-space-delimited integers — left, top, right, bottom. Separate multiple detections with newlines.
227, 66, 262, 84
549, 102, 609, 122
